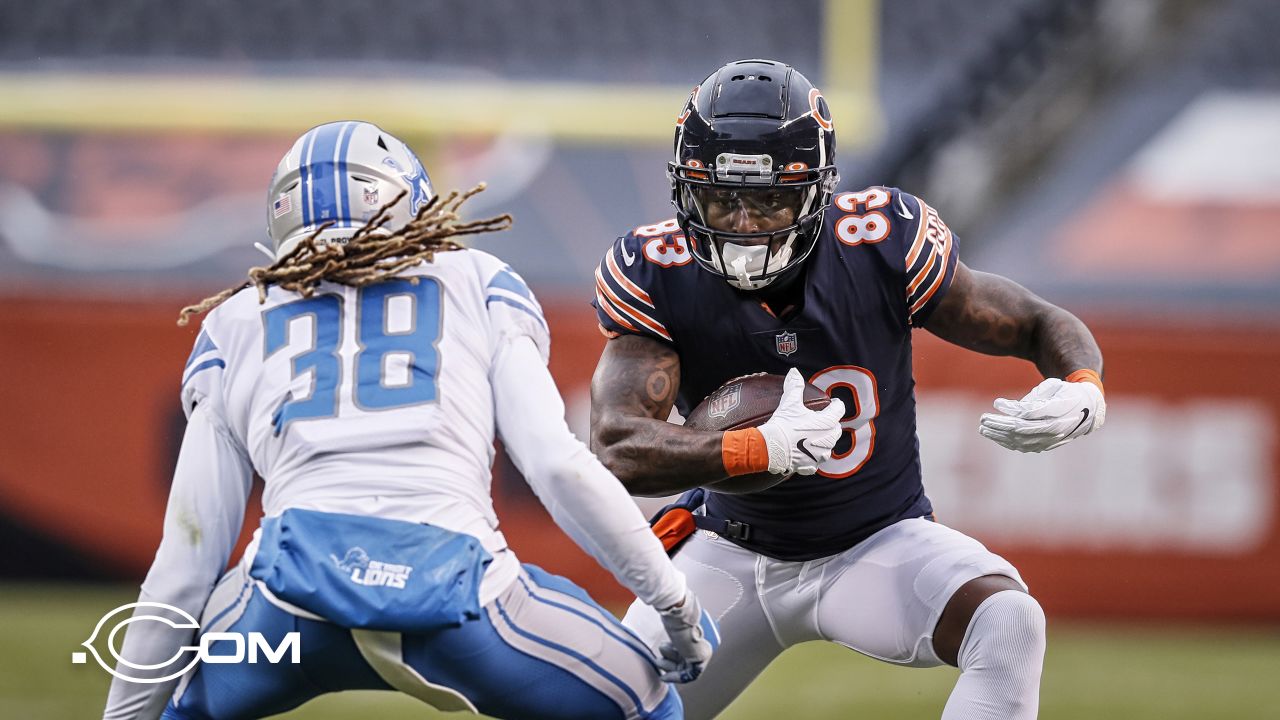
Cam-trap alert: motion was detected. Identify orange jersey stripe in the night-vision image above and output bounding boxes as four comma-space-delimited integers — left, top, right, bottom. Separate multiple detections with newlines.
605, 251, 654, 307
595, 282, 640, 332
904, 204, 930, 268
595, 269, 668, 337
910, 251, 950, 316
595, 269, 672, 340
906, 246, 938, 297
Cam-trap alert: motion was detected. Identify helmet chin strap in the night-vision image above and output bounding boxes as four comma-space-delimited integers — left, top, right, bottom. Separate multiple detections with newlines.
717, 242, 763, 288
729, 252, 754, 287
719, 241, 795, 291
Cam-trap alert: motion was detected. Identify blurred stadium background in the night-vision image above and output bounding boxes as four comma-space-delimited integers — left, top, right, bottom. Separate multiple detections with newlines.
2, 0, 1279, 717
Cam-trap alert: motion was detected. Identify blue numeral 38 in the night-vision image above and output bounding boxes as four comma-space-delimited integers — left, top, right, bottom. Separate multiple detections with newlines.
264, 279, 442, 431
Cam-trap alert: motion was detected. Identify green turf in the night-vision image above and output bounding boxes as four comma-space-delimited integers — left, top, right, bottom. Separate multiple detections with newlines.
5, 583, 1278, 719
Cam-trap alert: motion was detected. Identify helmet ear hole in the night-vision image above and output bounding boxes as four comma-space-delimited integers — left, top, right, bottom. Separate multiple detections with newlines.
376, 136, 389, 151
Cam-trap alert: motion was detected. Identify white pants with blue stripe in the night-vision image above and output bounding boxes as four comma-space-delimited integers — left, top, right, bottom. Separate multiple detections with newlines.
165, 560, 681, 720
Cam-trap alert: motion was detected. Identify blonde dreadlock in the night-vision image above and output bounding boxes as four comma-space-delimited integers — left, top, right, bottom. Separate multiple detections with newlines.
178, 183, 511, 326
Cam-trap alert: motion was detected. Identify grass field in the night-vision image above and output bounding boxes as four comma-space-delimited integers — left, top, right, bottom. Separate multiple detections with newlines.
7, 583, 1279, 719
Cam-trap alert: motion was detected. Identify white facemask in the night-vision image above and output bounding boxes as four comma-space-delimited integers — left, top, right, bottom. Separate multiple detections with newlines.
712, 239, 795, 291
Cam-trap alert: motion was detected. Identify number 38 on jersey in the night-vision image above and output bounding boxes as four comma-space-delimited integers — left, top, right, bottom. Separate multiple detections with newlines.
263, 278, 442, 433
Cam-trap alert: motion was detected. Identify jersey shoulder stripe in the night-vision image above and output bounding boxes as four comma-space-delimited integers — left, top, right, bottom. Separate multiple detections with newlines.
604, 250, 654, 308
182, 328, 225, 388
594, 265, 671, 341
904, 196, 955, 317
594, 274, 642, 334
486, 265, 547, 330
592, 233, 673, 343
488, 265, 539, 306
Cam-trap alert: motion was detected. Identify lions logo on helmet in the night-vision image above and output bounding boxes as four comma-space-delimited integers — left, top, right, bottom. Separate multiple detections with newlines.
669, 59, 840, 291
266, 121, 436, 259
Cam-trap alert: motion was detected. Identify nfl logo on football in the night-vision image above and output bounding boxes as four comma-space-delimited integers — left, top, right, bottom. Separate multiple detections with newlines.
707, 384, 742, 419
775, 331, 798, 356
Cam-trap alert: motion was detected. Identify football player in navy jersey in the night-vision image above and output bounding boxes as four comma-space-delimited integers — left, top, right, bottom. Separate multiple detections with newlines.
589, 60, 1106, 719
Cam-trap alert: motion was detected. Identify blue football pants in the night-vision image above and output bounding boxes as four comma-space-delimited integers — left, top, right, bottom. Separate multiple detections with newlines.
163, 563, 682, 720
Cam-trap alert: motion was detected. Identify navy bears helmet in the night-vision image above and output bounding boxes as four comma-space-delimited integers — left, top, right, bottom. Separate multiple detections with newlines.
670, 59, 840, 291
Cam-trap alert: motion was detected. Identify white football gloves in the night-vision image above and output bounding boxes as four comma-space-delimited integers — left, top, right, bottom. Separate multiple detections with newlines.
758, 369, 846, 475
656, 591, 721, 683
979, 377, 1106, 453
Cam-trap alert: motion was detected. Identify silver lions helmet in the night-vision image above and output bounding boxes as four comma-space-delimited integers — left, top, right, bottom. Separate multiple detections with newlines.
265, 121, 435, 259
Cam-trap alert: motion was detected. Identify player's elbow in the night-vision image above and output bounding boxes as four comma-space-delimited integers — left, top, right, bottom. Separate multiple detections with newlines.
590, 421, 641, 483
596, 445, 669, 496
589, 414, 624, 465
589, 414, 677, 495
595, 448, 638, 488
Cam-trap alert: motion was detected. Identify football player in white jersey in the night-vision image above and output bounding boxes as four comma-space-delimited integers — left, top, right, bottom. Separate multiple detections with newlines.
102, 121, 718, 720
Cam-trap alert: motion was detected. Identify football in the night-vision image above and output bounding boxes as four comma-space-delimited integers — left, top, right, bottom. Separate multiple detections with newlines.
684, 373, 832, 494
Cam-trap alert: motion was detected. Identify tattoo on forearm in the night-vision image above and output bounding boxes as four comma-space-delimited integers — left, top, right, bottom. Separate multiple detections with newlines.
1032, 311, 1103, 378
927, 265, 1102, 378
962, 301, 1027, 356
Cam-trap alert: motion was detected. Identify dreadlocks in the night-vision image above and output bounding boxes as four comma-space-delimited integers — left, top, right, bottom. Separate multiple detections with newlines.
178, 183, 511, 326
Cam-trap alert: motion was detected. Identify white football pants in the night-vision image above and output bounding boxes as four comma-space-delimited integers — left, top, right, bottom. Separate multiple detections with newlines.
623, 518, 1032, 719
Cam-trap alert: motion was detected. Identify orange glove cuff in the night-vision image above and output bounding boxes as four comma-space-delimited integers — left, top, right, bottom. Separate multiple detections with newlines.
1066, 369, 1104, 396
722, 428, 770, 476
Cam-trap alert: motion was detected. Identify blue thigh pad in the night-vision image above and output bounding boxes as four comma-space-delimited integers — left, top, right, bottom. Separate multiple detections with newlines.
250, 508, 491, 632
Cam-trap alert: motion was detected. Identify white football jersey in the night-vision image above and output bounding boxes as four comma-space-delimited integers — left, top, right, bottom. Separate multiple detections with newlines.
179, 248, 548, 557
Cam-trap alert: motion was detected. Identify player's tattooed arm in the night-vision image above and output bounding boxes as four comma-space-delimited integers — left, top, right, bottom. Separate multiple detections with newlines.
591, 334, 729, 496
924, 262, 1103, 378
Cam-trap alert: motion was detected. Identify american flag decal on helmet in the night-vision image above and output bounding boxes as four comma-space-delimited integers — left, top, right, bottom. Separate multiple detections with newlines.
272, 194, 292, 218
776, 331, 798, 356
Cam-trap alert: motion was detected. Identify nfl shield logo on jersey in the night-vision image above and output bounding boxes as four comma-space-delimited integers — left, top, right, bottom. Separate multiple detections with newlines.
707, 384, 742, 419
775, 331, 798, 357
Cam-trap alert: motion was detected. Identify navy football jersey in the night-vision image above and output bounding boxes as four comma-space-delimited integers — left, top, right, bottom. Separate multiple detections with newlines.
592, 187, 959, 561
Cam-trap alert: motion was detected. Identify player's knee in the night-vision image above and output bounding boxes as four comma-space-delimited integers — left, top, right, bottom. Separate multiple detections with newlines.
959, 590, 1046, 674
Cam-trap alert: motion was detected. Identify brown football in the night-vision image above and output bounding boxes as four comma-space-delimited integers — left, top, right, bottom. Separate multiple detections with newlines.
684, 373, 832, 494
